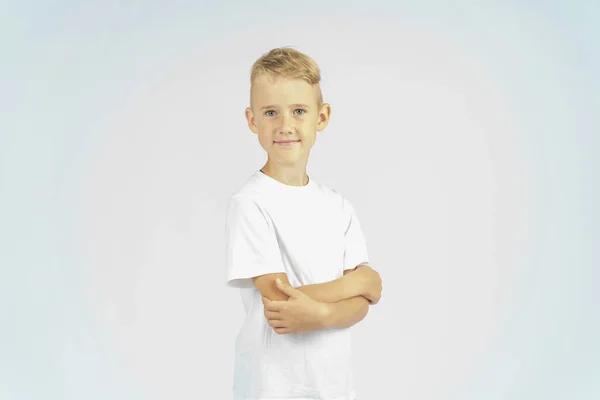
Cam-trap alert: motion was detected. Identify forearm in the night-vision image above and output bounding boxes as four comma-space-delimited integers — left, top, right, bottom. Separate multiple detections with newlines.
322, 296, 370, 329
296, 265, 382, 305
296, 273, 363, 303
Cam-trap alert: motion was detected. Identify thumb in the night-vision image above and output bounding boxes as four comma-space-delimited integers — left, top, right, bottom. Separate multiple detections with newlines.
276, 278, 302, 298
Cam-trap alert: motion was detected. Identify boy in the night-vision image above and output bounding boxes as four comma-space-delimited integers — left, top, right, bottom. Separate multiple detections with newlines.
225, 47, 383, 400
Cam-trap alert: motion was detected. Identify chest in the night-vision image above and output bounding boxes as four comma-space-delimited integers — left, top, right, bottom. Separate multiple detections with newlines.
266, 198, 345, 285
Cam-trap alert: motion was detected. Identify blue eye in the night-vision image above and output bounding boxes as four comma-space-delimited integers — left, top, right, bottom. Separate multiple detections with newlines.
294, 109, 306, 116
265, 110, 276, 117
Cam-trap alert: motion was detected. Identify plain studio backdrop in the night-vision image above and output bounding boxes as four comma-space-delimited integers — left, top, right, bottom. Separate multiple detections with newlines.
1, 1, 598, 399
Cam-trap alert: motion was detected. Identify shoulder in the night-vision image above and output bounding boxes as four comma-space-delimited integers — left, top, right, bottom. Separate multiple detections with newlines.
226, 171, 272, 209
226, 193, 262, 216
310, 179, 347, 207
320, 185, 357, 216
225, 194, 275, 234
229, 171, 262, 198
313, 184, 367, 228
226, 183, 272, 222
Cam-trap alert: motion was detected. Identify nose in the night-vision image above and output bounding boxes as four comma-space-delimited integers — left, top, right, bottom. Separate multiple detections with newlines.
279, 112, 294, 135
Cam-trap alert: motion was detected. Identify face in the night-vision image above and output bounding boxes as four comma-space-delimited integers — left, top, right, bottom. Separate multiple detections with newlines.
245, 74, 331, 167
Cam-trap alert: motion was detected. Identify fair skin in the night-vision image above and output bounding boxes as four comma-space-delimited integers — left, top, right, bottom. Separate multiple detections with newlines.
245, 73, 383, 334
245, 74, 330, 186
260, 266, 383, 334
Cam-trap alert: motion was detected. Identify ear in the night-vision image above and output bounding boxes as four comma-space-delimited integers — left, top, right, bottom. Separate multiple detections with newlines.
245, 107, 259, 134
316, 103, 331, 132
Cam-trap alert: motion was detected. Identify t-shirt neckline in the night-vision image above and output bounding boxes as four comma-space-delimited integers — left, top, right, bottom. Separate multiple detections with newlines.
255, 169, 314, 192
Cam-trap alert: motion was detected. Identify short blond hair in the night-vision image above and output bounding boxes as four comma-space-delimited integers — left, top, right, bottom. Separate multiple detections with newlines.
250, 47, 323, 107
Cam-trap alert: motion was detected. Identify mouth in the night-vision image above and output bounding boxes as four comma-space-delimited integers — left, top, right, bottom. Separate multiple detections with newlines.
274, 140, 300, 145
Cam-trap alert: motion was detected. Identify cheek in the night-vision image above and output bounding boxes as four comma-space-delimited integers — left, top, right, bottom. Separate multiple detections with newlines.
257, 120, 275, 134
258, 134, 271, 147
258, 132, 277, 150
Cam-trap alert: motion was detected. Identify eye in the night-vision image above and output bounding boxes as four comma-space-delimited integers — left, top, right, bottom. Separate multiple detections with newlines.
294, 109, 306, 116
265, 110, 276, 117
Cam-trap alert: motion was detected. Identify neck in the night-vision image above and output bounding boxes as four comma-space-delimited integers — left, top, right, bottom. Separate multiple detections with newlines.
261, 162, 308, 186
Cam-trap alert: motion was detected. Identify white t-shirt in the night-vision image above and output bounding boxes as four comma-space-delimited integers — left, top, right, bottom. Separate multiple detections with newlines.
225, 170, 370, 400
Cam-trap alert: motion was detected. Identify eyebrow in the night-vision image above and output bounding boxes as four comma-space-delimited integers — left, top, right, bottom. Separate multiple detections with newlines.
260, 104, 311, 111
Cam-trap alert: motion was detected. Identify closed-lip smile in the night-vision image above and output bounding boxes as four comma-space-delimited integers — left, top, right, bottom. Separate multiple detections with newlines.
274, 140, 300, 143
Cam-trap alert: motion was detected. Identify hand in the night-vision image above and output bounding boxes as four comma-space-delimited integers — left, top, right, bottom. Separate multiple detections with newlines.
353, 266, 383, 304
262, 279, 330, 334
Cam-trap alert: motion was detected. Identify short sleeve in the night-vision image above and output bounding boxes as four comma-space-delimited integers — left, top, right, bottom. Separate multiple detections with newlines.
342, 197, 370, 272
225, 195, 286, 288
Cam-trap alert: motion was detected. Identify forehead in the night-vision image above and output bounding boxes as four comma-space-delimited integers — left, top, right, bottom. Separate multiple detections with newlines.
252, 75, 318, 106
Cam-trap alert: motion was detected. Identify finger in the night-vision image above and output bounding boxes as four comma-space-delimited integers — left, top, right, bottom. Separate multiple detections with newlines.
274, 326, 291, 334
268, 319, 286, 328
266, 301, 284, 312
275, 279, 302, 299
264, 310, 281, 320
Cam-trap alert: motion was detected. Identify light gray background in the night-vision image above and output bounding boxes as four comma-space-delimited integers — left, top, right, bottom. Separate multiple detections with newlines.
1, 1, 598, 399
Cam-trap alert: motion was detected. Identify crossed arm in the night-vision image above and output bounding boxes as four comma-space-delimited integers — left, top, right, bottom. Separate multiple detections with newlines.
253, 265, 383, 334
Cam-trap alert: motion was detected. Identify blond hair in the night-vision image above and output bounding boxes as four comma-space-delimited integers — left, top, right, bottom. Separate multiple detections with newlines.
249, 47, 323, 107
